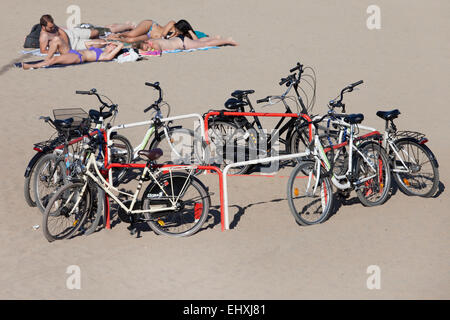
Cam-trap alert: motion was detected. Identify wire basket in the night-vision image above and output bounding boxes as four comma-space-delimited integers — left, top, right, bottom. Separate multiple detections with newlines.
52, 108, 91, 135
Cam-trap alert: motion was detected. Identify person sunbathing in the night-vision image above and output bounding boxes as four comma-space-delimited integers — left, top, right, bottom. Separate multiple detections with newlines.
107, 19, 198, 43
20, 41, 124, 70
134, 35, 238, 52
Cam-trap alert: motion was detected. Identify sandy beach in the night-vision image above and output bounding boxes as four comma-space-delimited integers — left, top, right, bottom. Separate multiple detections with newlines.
0, 0, 448, 299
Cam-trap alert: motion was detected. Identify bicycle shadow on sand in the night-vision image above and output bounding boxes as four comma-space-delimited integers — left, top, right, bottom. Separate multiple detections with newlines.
330, 179, 445, 220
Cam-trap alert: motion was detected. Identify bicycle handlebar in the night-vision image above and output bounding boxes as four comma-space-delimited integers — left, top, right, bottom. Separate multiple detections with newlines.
144, 81, 163, 112
256, 96, 270, 104
289, 62, 303, 73
75, 88, 117, 110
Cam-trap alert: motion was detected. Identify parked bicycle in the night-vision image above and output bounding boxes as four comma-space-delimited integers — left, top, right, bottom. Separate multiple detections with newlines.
205, 63, 315, 174
29, 91, 133, 214
327, 83, 439, 197
42, 139, 211, 241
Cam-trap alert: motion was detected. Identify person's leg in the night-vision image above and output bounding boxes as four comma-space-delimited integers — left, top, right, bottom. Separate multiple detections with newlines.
23, 53, 80, 70
114, 20, 153, 37
46, 36, 70, 60
183, 37, 238, 50
106, 22, 135, 33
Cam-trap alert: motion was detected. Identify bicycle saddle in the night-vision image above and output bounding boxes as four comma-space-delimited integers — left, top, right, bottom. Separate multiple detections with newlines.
343, 113, 364, 124
231, 90, 255, 100
138, 148, 163, 161
224, 98, 248, 110
54, 118, 74, 128
89, 109, 113, 122
376, 109, 400, 121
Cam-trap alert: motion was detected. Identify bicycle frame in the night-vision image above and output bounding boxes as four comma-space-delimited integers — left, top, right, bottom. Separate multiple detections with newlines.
309, 117, 382, 190
76, 153, 198, 216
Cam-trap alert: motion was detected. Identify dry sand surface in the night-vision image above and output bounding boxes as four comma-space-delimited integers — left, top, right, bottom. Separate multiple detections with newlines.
0, 0, 449, 299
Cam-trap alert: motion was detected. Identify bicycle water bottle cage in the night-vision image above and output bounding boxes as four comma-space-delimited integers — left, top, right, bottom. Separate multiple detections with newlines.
231, 90, 255, 100
224, 98, 248, 110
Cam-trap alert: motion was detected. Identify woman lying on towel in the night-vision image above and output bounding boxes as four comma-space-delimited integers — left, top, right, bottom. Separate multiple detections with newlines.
21, 41, 124, 70
107, 19, 198, 42
134, 35, 238, 52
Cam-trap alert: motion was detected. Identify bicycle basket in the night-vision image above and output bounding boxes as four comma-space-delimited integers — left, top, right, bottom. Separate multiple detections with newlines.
52, 108, 91, 134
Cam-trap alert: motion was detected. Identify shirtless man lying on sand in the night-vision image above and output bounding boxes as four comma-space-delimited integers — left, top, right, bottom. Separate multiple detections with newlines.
39, 14, 133, 53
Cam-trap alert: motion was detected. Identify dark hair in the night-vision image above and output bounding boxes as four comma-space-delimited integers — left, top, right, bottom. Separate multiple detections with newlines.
40, 14, 54, 27
174, 19, 195, 39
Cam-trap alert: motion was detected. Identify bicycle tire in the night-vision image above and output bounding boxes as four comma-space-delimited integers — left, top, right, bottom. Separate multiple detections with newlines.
391, 139, 439, 197
141, 172, 210, 237
109, 134, 133, 186
81, 184, 104, 236
287, 160, 334, 226
42, 181, 91, 242
207, 120, 251, 174
355, 142, 391, 206
33, 153, 68, 214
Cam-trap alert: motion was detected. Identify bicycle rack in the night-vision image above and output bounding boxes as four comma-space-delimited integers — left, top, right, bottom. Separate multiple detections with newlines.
102, 111, 315, 232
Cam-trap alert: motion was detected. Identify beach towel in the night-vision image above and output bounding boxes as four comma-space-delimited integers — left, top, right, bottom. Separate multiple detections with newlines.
21, 49, 60, 57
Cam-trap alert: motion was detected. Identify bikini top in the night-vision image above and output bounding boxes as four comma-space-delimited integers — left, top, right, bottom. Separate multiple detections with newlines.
146, 21, 159, 38
89, 47, 103, 61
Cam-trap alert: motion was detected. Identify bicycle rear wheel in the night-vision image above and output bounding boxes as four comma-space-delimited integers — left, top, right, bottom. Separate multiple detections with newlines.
355, 142, 391, 206
208, 120, 251, 174
42, 181, 92, 242
141, 172, 210, 237
392, 139, 439, 197
287, 160, 334, 225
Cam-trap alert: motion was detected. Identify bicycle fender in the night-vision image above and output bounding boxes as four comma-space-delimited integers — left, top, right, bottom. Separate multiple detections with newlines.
24, 152, 45, 177
394, 137, 439, 168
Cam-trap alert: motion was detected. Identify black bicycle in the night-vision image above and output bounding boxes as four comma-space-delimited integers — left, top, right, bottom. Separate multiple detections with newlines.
206, 62, 316, 174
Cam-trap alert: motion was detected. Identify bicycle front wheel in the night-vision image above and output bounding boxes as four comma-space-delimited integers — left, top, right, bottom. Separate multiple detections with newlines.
141, 172, 210, 237
392, 139, 439, 197
355, 142, 391, 206
42, 181, 92, 242
109, 134, 133, 186
287, 160, 334, 226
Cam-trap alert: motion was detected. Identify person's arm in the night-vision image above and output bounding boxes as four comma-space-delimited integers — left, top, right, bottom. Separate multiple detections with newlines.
57, 27, 70, 46
161, 21, 176, 38
188, 30, 198, 40
100, 42, 124, 61
39, 32, 49, 53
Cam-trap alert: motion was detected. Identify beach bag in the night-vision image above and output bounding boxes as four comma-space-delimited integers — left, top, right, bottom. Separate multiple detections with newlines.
23, 24, 42, 48
116, 49, 140, 63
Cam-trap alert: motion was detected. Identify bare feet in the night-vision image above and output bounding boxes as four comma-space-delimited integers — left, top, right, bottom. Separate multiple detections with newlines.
226, 37, 239, 46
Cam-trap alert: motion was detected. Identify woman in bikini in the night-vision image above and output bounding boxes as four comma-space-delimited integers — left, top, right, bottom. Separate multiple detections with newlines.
106, 19, 197, 42
134, 35, 238, 52
21, 41, 124, 70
